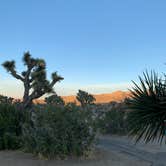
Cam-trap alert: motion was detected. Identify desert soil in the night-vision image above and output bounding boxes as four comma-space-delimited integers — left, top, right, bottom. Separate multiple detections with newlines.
0, 135, 166, 166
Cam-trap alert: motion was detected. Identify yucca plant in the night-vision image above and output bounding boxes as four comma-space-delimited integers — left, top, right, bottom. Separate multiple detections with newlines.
127, 71, 166, 143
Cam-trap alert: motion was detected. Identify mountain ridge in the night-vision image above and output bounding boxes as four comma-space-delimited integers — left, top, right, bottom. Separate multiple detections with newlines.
34, 90, 131, 104
62, 90, 131, 104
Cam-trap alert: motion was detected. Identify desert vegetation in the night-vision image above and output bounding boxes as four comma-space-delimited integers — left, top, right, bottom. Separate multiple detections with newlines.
0, 52, 166, 160
127, 71, 166, 143
96, 101, 128, 135
22, 104, 96, 158
76, 90, 96, 108
0, 103, 25, 150
45, 94, 65, 107
2, 52, 63, 109
0, 53, 97, 158
96, 71, 166, 143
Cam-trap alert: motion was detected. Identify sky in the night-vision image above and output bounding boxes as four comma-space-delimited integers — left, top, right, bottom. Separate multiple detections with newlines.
0, 0, 166, 98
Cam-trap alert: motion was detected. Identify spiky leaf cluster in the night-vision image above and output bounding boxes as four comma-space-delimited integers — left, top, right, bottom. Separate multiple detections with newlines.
127, 71, 166, 143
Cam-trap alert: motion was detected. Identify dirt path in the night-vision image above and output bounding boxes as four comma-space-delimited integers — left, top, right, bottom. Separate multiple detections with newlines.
98, 135, 166, 166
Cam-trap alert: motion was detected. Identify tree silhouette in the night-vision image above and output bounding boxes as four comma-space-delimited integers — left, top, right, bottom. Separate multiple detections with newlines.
45, 94, 65, 107
2, 52, 63, 109
0, 95, 14, 104
76, 90, 95, 107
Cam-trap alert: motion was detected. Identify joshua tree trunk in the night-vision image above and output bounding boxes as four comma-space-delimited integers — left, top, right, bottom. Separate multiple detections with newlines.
22, 98, 33, 109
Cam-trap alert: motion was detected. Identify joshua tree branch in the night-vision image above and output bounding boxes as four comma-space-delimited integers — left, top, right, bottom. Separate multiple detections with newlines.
29, 89, 45, 101
10, 70, 24, 82
50, 73, 64, 88
2, 60, 24, 81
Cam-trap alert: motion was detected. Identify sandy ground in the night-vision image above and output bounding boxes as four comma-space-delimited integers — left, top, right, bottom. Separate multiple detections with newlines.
0, 148, 150, 166
1, 135, 166, 166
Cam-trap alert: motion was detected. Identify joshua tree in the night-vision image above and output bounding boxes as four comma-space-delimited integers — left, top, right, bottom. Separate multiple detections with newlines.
127, 71, 166, 143
45, 94, 65, 107
2, 52, 63, 109
76, 90, 96, 107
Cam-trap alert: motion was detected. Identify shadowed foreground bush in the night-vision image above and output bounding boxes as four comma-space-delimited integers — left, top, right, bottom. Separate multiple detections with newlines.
0, 104, 29, 149
97, 108, 127, 135
22, 104, 96, 158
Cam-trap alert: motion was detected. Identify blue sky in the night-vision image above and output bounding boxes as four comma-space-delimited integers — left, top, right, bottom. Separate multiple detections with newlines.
0, 0, 166, 97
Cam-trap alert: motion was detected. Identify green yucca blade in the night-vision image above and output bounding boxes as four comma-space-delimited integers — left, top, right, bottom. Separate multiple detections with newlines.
127, 71, 166, 143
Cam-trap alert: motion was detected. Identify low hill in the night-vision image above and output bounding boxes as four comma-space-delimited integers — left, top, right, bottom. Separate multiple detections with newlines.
62, 90, 130, 104
34, 90, 131, 104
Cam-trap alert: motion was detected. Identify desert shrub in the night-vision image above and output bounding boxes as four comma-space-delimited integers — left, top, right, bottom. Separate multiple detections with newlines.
0, 103, 29, 149
45, 94, 65, 107
97, 108, 128, 135
22, 104, 96, 158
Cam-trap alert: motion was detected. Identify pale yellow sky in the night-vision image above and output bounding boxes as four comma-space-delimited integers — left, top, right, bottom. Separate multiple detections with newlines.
0, 78, 131, 98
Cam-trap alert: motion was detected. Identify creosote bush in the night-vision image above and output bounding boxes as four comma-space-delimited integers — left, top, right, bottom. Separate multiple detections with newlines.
45, 94, 65, 107
22, 104, 96, 158
96, 105, 128, 135
0, 103, 30, 149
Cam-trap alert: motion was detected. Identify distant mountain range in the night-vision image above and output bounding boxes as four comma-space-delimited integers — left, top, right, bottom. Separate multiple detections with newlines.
62, 90, 131, 104
34, 90, 131, 104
